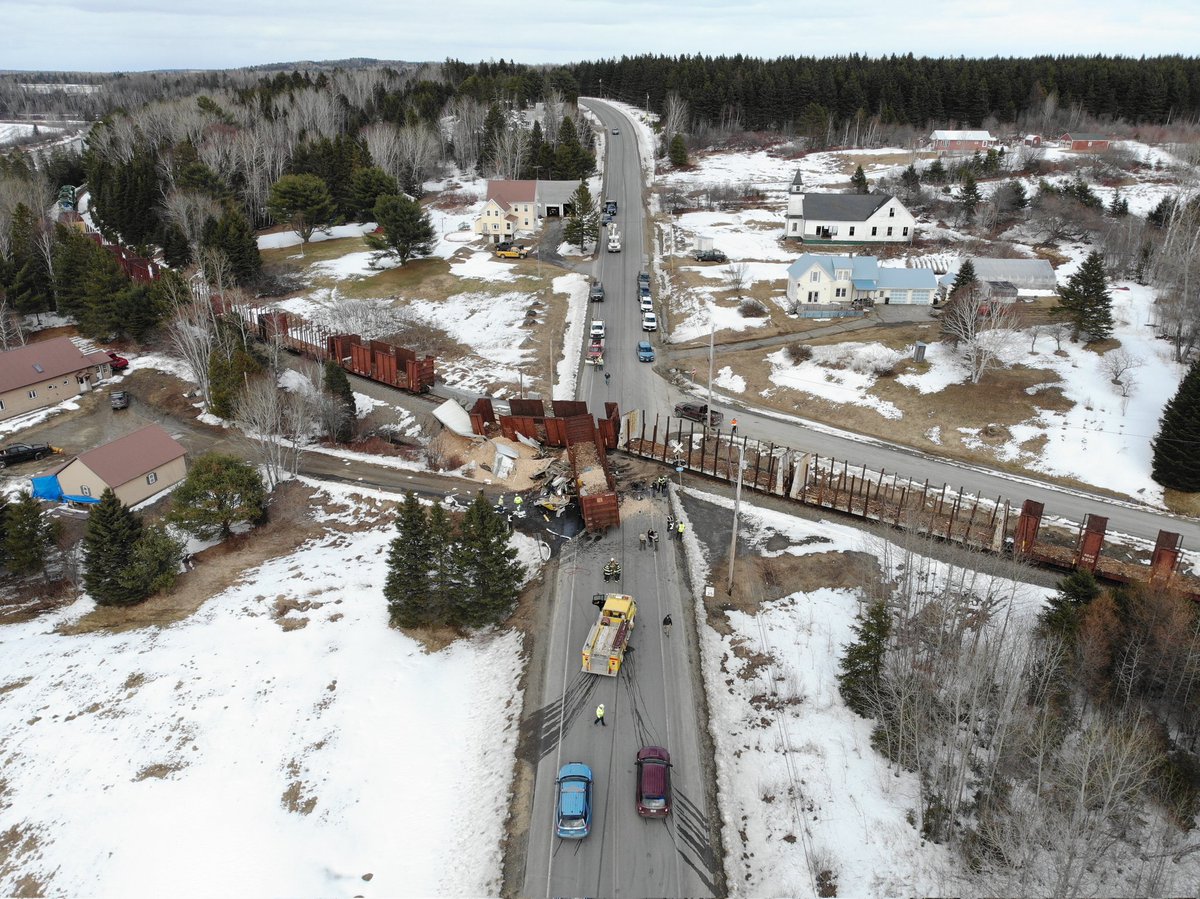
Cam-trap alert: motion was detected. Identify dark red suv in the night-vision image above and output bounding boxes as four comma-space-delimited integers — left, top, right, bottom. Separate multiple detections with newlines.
636, 746, 672, 817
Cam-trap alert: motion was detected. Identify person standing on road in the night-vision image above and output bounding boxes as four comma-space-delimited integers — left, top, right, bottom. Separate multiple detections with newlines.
676, 521, 686, 540
594, 703, 606, 726
639, 532, 647, 550
662, 614, 672, 636
604, 371, 611, 385
730, 418, 738, 437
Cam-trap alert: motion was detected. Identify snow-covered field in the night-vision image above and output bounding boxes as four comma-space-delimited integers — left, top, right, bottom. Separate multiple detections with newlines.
0, 122, 64, 145
0, 481, 538, 897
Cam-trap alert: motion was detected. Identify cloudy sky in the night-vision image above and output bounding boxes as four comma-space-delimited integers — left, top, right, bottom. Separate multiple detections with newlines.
4, 0, 1199, 72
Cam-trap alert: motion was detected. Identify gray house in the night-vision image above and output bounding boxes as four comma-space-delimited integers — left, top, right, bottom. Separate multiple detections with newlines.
785, 177, 916, 245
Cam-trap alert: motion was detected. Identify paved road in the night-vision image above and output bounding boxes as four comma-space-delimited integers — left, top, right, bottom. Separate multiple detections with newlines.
517, 101, 723, 898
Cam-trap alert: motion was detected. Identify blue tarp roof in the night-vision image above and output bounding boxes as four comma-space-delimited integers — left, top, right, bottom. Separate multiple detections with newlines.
30, 475, 63, 502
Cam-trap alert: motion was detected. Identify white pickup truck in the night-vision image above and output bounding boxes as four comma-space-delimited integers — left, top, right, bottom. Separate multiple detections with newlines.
607, 227, 622, 253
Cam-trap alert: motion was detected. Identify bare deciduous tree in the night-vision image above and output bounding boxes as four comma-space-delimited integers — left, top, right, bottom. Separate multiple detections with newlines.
939, 289, 1019, 383
1101, 348, 1144, 397
723, 262, 750, 299
661, 92, 689, 155
165, 272, 219, 409
161, 189, 221, 259
396, 123, 443, 193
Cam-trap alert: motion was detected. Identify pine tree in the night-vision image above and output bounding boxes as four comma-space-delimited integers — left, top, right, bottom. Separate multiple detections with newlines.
365, 194, 435, 265
1056, 250, 1113, 341
564, 182, 599, 252
900, 164, 921, 196
454, 493, 524, 627
668, 133, 689, 168
2, 492, 59, 576
267, 174, 336, 249
1038, 570, 1102, 639
82, 489, 146, 606
850, 165, 870, 194
926, 158, 947, 184
384, 492, 432, 628
1152, 360, 1200, 492
169, 453, 267, 539
349, 166, 399, 219
553, 116, 595, 181
202, 209, 261, 283
950, 259, 978, 299
323, 360, 357, 442
837, 598, 892, 717
78, 247, 133, 338
1006, 181, 1028, 210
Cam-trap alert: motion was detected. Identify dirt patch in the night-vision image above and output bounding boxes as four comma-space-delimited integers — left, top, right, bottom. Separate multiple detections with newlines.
704, 547, 881, 639
134, 762, 184, 781
0, 579, 77, 626
59, 481, 327, 635
0, 678, 32, 697
1163, 489, 1200, 517
0, 824, 44, 897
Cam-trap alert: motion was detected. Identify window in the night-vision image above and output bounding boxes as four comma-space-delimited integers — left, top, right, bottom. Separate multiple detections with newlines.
835, 269, 850, 280
810, 271, 820, 283
27, 389, 37, 399
146, 472, 158, 485
848, 226, 855, 236
903, 227, 909, 237
790, 222, 798, 233
0, 399, 4, 410
887, 227, 893, 236
871, 227, 878, 237
80, 485, 92, 497
807, 291, 819, 303
835, 287, 847, 298
889, 207, 895, 217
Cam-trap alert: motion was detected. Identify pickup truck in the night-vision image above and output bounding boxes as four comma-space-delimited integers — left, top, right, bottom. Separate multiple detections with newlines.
673, 402, 723, 427
589, 282, 605, 302
694, 249, 728, 263
0, 442, 59, 469
604, 200, 618, 215
607, 229, 622, 253
495, 245, 528, 259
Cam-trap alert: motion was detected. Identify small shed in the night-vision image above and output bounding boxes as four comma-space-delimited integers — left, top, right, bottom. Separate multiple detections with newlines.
984, 280, 1019, 303
52, 424, 187, 506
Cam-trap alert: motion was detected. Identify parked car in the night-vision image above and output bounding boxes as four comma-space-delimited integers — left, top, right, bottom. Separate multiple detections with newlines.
636, 746, 672, 817
590, 320, 606, 339
495, 245, 528, 259
639, 283, 651, 298
110, 390, 131, 410
641, 311, 658, 332
636, 341, 655, 362
106, 351, 129, 370
495, 241, 514, 251
673, 402, 723, 427
637, 271, 650, 289
0, 442, 58, 469
604, 200, 618, 215
639, 296, 654, 313
694, 249, 728, 263
601, 212, 614, 226
589, 282, 605, 302
556, 763, 594, 839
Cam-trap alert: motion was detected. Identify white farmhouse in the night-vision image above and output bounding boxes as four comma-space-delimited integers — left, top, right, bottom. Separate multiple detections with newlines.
785, 173, 916, 245
472, 179, 581, 244
785, 254, 939, 306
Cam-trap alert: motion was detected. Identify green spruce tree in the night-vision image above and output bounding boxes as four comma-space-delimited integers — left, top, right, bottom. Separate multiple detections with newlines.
349, 166, 400, 219
323, 360, 357, 442
668, 133, 689, 168
959, 172, 982, 220
1152, 360, 1200, 492
427, 502, 460, 626
384, 492, 432, 628
1038, 570, 1102, 639
564, 182, 599, 252
119, 523, 184, 597
267, 174, 336, 251
82, 489, 146, 606
2, 492, 59, 576
454, 493, 524, 628
1056, 250, 1113, 341
850, 165, 870, 194
837, 598, 892, 717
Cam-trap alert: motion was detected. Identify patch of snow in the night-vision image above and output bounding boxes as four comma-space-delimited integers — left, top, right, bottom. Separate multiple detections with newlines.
553, 273, 589, 400
257, 222, 377, 251
714, 366, 746, 393
766, 345, 905, 420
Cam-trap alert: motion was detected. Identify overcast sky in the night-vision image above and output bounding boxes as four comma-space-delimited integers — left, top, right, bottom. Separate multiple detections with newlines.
4, 0, 1199, 72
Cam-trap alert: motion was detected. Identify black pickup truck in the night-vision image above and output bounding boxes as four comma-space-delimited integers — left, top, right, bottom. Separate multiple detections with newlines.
673, 402, 723, 427
0, 443, 58, 469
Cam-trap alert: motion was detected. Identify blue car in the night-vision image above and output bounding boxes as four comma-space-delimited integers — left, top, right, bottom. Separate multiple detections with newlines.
556, 763, 593, 838
637, 341, 655, 362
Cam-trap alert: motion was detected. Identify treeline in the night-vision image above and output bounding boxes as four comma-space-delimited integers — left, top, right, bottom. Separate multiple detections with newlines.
837, 533, 1200, 896
572, 54, 1200, 132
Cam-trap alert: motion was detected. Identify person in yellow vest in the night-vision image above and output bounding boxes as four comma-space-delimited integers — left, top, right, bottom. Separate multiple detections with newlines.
594, 703, 606, 726
676, 521, 686, 540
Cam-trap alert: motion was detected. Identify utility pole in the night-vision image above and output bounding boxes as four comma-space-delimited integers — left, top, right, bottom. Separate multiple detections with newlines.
646, 93, 650, 116
726, 442, 745, 595
706, 312, 715, 427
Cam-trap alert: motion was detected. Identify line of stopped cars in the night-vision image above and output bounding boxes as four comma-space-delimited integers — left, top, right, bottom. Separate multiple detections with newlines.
555, 747, 672, 839
588, 270, 657, 367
